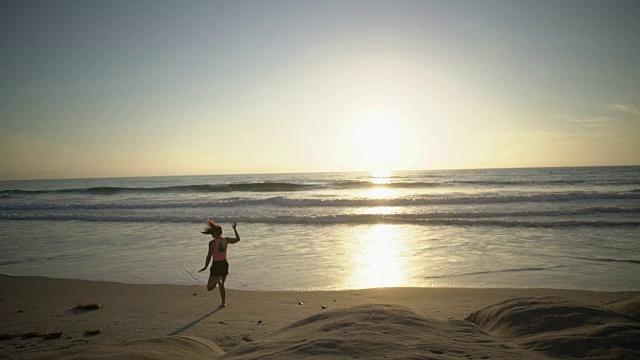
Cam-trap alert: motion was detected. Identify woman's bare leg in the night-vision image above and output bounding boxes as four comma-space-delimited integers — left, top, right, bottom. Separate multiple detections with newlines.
219, 276, 227, 307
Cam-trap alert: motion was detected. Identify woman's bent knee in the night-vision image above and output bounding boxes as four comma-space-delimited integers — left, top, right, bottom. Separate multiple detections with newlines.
207, 279, 219, 291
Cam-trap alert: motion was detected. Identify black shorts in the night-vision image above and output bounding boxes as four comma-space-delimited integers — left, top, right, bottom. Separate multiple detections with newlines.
210, 260, 229, 277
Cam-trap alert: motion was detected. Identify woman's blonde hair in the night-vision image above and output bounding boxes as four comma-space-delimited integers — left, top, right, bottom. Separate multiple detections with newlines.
202, 219, 222, 237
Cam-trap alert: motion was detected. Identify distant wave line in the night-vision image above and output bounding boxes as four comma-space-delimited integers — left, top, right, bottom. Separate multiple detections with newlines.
3, 178, 640, 196
330, 179, 638, 188
1, 213, 638, 228
2, 202, 639, 219
0, 182, 317, 195
2, 192, 639, 210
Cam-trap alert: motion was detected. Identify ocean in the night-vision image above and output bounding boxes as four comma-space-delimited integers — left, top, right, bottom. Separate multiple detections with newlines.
1, 166, 638, 291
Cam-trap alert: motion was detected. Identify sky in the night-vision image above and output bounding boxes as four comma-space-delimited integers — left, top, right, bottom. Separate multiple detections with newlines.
1, 0, 639, 180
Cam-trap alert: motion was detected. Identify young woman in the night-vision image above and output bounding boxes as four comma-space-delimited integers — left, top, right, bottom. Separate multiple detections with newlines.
198, 220, 240, 307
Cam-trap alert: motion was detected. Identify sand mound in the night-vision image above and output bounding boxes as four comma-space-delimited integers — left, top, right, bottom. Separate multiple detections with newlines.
223, 303, 547, 359
37, 335, 224, 360
605, 295, 640, 319
465, 296, 640, 359
28, 298, 640, 359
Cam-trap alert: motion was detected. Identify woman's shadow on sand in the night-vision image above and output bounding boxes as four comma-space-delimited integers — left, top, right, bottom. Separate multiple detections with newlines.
168, 307, 224, 336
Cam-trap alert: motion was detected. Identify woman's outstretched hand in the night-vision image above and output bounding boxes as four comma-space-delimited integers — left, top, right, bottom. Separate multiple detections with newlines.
232, 222, 237, 229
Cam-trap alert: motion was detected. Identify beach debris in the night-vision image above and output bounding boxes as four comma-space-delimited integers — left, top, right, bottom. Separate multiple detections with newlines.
241, 334, 253, 342
447, 316, 451, 319
75, 303, 101, 310
257, 320, 262, 324
22, 332, 41, 339
321, 305, 327, 309
43, 332, 64, 340
298, 302, 304, 305
16, 309, 24, 313
219, 321, 227, 325
83, 328, 102, 336
333, 299, 336, 302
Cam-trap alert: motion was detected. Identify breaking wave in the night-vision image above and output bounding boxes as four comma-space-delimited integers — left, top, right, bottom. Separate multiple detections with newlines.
1, 212, 638, 228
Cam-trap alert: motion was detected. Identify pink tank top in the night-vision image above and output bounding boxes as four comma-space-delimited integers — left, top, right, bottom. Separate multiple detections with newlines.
212, 237, 228, 261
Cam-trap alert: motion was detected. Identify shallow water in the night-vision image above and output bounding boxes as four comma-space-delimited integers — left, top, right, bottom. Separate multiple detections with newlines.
1, 166, 639, 290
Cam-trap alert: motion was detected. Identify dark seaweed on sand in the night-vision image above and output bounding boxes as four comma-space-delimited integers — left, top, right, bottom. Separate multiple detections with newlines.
0, 333, 19, 340
74, 303, 101, 310
22, 332, 42, 339
43, 331, 64, 340
83, 329, 102, 336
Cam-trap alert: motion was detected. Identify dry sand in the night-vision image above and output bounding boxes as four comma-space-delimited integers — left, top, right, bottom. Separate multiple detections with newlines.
1, 274, 638, 359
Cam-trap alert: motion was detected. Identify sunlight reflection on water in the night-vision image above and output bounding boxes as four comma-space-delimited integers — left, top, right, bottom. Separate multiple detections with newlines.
370, 171, 391, 184
344, 224, 410, 288
356, 206, 396, 215
366, 187, 397, 199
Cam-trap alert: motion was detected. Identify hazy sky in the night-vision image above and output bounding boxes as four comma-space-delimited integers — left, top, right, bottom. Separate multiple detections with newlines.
1, 0, 639, 180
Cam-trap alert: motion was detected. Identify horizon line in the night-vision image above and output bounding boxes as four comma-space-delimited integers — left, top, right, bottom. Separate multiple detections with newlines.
1, 163, 639, 182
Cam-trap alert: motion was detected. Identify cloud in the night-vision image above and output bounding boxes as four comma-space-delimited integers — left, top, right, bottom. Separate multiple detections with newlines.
557, 101, 640, 129
570, 116, 615, 126
555, 114, 615, 127
608, 103, 640, 116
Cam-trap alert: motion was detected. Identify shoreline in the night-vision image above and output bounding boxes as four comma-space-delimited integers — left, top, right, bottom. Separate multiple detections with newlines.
2, 274, 639, 359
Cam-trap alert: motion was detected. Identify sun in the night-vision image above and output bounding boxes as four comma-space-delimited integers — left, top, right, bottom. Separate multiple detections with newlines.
345, 112, 406, 172
337, 108, 417, 172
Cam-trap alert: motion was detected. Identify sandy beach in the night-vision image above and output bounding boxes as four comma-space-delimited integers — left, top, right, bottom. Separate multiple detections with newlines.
1, 274, 639, 359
